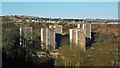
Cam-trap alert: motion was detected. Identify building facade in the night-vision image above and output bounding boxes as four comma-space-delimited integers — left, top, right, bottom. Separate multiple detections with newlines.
69, 28, 86, 50
19, 27, 33, 47
77, 22, 91, 39
41, 28, 55, 50
49, 25, 63, 34
41, 25, 62, 51
70, 22, 91, 50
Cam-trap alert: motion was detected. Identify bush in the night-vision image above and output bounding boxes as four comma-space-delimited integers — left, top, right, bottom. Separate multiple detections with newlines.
94, 33, 117, 43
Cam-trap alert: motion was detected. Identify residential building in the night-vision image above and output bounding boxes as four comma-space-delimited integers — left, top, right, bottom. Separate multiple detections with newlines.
41, 25, 63, 51
77, 22, 91, 39
41, 28, 55, 50
69, 28, 86, 50
69, 22, 92, 50
19, 27, 33, 47
49, 25, 63, 34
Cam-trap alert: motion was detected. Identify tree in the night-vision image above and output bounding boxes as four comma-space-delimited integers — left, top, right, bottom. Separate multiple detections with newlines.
94, 33, 117, 43
2, 22, 22, 59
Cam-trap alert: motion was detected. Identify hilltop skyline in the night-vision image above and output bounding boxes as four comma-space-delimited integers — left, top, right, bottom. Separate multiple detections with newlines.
2, 2, 118, 19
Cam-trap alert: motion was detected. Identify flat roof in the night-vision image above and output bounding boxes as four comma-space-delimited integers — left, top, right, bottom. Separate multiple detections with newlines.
76, 22, 92, 24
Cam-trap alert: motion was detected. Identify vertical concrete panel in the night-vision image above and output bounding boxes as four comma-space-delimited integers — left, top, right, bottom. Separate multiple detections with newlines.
46, 28, 48, 49
82, 24, 84, 29
69, 29, 72, 47
41, 28, 43, 49
77, 24, 80, 28
53, 32, 55, 50
80, 29, 86, 50
90, 24, 91, 39
76, 30, 78, 46
19, 28, 22, 46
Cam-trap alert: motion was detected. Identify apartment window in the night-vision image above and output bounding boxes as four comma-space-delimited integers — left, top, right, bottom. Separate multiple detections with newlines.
78, 40, 80, 45
48, 30, 50, 44
78, 31, 80, 38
